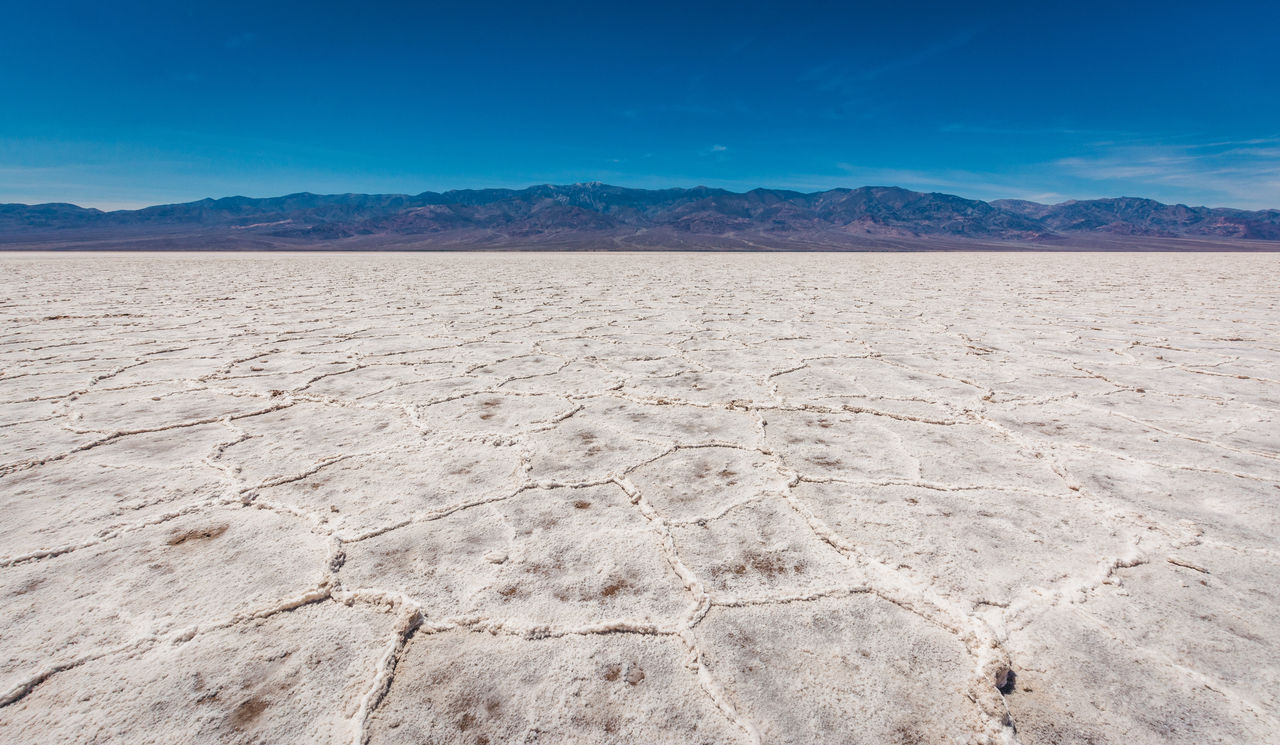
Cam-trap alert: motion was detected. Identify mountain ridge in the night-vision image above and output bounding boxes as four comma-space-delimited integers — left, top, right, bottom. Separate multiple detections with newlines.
4, 183, 1279, 250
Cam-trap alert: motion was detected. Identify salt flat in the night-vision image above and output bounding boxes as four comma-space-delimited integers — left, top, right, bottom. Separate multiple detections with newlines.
0, 251, 1277, 745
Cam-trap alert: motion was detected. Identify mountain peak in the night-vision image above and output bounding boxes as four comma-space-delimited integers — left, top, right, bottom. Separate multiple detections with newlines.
2, 183, 1277, 249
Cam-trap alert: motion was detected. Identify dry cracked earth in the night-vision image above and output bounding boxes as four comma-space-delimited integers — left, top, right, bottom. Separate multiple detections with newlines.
0, 252, 1278, 745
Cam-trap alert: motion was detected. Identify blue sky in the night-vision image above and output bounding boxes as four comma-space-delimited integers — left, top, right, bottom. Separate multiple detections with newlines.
3, 0, 1278, 209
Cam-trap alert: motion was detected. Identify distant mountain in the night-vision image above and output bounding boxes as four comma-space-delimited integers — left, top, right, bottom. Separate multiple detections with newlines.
3, 184, 1279, 250
992, 197, 1280, 240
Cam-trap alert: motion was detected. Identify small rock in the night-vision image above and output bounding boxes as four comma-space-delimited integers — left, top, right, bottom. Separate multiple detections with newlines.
625, 663, 645, 685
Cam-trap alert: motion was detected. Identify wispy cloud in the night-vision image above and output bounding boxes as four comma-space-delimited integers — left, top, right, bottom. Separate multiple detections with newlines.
795, 28, 984, 121
616, 102, 744, 120
819, 135, 1280, 209
938, 123, 1132, 138
697, 144, 730, 161
857, 27, 985, 81
801, 28, 984, 89
1055, 138, 1280, 208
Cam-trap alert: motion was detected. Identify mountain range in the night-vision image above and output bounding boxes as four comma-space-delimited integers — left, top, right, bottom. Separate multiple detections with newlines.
3, 183, 1279, 250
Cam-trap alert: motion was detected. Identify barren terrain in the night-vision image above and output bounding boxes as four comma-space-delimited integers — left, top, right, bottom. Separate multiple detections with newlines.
1, 252, 1277, 744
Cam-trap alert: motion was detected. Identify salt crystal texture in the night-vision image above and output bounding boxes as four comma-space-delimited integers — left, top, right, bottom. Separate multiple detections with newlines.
1, 251, 1278, 744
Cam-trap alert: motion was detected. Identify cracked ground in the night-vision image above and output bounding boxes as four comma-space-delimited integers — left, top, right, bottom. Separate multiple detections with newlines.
1, 251, 1278, 745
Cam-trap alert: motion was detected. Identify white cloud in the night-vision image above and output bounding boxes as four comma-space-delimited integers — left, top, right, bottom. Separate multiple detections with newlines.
1054, 138, 1280, 209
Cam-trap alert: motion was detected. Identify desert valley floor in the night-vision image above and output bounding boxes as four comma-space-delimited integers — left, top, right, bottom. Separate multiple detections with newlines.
0, 252, 1277, 745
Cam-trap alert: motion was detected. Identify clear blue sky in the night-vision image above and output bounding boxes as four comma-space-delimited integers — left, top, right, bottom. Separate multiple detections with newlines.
3, 0, 1278, 209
